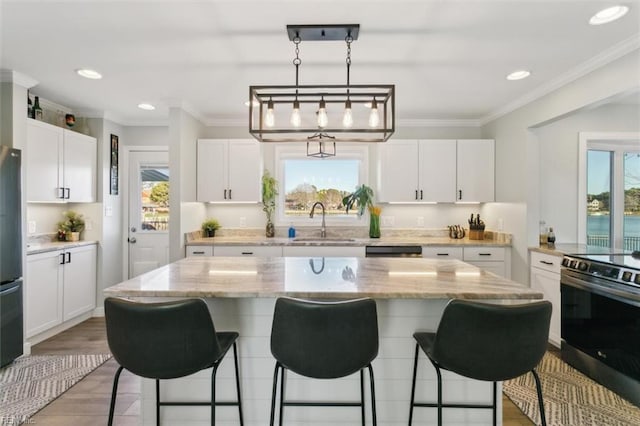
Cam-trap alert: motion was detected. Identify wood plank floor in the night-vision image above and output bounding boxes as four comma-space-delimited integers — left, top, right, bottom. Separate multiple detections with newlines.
29, 317, 536, 425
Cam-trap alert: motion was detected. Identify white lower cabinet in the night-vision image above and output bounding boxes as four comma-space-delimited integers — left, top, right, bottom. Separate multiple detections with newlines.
186, 246, 213, 257
214, 245, 283, 257
421, 246, 463, 260
463, 246, 509, 278
282, 246, 365, 257
26, 244, 97, 338
530, 251, 561, 347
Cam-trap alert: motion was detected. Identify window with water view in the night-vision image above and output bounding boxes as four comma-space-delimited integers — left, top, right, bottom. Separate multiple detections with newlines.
587, 149, 640, 251
281, 159, 361, 220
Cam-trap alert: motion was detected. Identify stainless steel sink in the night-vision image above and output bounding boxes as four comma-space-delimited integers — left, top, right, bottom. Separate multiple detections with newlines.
292, 238, 356, 242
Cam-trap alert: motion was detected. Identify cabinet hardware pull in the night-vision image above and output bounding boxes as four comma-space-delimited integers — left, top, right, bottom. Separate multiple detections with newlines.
540, 260, 554, 265
415, 190, 418, 200
241, 252, 253, 255
58, 187, 65, 199
229, 189, 232, 199
67, 252, 71, 263
193, 251, 205, 254
479, 253, 491, 256
437, 253, 449, 256
458, 189, 462, 200
420, 190, 423, 200
65, 187, 70, 199
60, 253, 66, 264
224, 189, 227, 199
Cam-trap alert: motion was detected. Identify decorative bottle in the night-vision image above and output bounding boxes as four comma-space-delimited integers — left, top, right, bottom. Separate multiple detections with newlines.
33, 96, 43, 121
288, 224, 296, 238
539, 221, 547, 246
547, 227, 556, 248
27, 91, 33, 118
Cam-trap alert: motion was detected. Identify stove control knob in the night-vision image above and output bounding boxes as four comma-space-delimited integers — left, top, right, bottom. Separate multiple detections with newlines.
634, 274, 640, 285
578, 262, 588, 271
622, 271, 632, 282
570, 260, 578, 269
562, 258, 570, 267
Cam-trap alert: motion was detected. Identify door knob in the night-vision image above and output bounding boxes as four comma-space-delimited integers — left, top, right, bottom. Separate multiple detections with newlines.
128, 237, 137, 244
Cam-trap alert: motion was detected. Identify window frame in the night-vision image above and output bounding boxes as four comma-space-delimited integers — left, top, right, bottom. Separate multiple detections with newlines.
274, 144, 370, 227
578, 132, 640, 247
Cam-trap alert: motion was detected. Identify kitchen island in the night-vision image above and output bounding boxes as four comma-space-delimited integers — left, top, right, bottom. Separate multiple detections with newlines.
104, 256, 542, 426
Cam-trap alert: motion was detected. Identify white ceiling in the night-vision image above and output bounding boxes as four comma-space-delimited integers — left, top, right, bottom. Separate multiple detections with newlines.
1, 0, 639, 126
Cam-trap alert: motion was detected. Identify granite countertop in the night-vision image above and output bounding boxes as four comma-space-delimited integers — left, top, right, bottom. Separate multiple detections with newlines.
529, 243, 616, 257
186, 236, 512, 247
104, 256, 541, 300
27, 240, 98, 255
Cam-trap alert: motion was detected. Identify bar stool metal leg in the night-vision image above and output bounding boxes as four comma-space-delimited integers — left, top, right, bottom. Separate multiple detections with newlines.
428, 358, 443, 426
531, 369, 547, 426
408, 343, 420, 426
368, 364, 378, 426
211, 363, 219, 426
232, 342, 244, 425
279, 366, 286, 426
360, 369, 366, 426
108, 365, 124, 426
156, 379, 160, 426
270, 363, 281, 426
492, 382, 497, 426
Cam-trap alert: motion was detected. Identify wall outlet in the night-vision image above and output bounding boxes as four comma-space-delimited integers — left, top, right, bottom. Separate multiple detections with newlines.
28, 220, 36, 234
239, 217, 247, 227
382, 216, 395, 227
85, 220, 93, 231
417, 216, 425, 227
105, 205, 113, 217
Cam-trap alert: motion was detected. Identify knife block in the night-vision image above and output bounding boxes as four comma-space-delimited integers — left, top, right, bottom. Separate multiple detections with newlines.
468, 228, 485, 240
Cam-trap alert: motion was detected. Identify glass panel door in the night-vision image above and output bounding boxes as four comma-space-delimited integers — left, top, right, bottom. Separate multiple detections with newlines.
587, 150, 612, 248
624, 152, 640, 251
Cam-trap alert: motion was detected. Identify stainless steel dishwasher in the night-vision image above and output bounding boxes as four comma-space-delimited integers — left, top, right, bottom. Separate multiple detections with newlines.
365, 245, 422, 257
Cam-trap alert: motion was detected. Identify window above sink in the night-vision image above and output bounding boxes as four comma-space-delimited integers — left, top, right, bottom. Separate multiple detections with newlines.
275, 144, 370, 227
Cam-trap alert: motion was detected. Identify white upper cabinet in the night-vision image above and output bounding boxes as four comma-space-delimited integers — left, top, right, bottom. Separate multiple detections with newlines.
419, 139, 457, 202
197, 139, 262, 202
456, 139, 495, 202
26, 119, 96, 203
378, 139, 494, 203
378, 140, 420, 202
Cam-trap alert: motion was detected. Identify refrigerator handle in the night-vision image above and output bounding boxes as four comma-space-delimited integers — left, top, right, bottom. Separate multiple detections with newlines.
0, 282, 21, 296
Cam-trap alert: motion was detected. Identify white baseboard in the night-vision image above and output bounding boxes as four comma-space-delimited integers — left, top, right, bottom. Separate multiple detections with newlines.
23, 342, 31, 356
26, 311, 93, 346
92, 306, 105, 317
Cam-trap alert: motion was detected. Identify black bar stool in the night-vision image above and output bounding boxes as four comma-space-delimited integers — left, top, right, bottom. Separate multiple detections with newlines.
269, 297, 379, 425
104, 297, 244, 426
408, 299, 551, 426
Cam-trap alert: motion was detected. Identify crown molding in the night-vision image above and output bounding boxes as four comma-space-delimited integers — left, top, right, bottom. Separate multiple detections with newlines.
0, 70, 38, 88
398, 118, 482, 127
480, 33, 640, 126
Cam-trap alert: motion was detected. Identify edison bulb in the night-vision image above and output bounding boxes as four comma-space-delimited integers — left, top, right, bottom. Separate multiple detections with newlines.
342, 100, 353, 128
317, 98, 328, 128
368, 103, 379, 128
290, 100, 301, 127
265, 99, 275, 128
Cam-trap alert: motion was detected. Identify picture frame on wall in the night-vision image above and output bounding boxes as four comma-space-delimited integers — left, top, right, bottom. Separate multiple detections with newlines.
110, 134, 119, 195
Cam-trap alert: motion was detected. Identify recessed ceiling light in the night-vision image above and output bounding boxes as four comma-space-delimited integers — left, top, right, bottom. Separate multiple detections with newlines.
137, 103, 156, 111
589, 5, 629, 25
76, 69, 102, 80
244, 100, 260, 107
506, 70, 531, 81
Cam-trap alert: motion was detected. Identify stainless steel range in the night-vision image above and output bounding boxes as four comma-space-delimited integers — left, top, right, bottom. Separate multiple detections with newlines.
561, 252, 640, 407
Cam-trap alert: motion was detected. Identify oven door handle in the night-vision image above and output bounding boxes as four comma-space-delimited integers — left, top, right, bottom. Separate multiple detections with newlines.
561, 271, 640, 307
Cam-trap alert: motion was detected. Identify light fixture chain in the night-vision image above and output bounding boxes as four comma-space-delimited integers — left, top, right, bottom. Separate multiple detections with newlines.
293, 35, 302, 89
345, 35, 352, 88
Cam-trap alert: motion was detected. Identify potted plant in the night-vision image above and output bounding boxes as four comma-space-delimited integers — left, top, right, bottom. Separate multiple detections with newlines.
201, 218, 221, 238
58, 210, 85, 242
262, 170, 278, 237
342, 184, 381, 238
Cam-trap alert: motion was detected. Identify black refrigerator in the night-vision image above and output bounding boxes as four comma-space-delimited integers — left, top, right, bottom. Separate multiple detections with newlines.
0, 145, 23, 367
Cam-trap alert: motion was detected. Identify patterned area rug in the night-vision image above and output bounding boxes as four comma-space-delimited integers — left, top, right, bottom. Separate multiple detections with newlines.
0, 354, 111, 425
504, 352, 640, 426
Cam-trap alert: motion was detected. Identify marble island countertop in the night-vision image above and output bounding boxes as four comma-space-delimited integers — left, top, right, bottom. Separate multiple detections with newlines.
104, 256, 541, 300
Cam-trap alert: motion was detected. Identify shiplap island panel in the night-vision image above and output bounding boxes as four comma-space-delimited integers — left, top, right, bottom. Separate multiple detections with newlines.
104, 257, 542, 426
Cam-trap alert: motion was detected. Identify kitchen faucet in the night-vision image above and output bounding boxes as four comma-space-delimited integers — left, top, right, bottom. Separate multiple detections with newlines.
309, 201, 326, 238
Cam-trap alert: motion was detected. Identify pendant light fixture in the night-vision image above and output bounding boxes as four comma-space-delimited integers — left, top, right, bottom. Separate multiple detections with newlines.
249, 24, 395, 146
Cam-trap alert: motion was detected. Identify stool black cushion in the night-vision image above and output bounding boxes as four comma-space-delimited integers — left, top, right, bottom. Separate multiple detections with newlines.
409, 299, 552, 426
270, 297, 379, 425
105, 297, 243, 426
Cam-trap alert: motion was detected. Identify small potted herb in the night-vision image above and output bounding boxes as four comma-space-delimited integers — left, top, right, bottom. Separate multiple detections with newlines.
201, 218, 221, 238
58, 210, 85, 241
